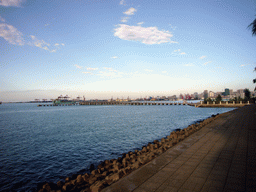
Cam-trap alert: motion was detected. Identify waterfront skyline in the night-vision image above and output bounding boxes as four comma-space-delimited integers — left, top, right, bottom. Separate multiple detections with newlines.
1, 0, 256, 102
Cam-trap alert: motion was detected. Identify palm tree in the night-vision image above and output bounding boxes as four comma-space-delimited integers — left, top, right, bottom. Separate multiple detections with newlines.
248, 17, 256, 36
254, 67, 256, 90
248, 17, 256, 90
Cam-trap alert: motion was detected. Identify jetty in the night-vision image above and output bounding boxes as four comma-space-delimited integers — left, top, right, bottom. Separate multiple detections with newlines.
37, 100, 253, 107
79, 101, 186, 106
102, 104, 256, 192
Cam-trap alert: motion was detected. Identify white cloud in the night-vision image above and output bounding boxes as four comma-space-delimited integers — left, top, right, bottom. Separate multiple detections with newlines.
75, 64, 82, 69
0, 23, 63, 52
137, 22, 144, 25
0, 23, 24, 45
30, 35, 51, 50
121, 17, 129, 23
162, 71, 167, 73
0, 16, 5, 22
123, 7, 137, 15
114, 24, 173, 45
29, 36, 64, 52
111, 56, 118, 59
240, 64, 251, 67
87, 67, 98, 71
184, 63, 194, 67
200, 56, 206, 59
0, 0, 25, 7
104, 67, 117, 72
172, 49, 185, 55
120, 0, 125, 5
61, 43, 65, 46
203, 61, 212, 65
145, 69, 153, 72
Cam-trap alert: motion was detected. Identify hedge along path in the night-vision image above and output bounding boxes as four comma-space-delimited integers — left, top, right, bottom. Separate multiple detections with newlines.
38, 105, 255, 192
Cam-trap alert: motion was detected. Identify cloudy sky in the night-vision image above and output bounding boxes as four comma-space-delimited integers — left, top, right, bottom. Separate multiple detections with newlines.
0, 0, 256, 101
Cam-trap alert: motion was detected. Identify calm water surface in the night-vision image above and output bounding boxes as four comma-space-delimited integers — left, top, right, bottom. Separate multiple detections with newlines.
0, 103, 235, 191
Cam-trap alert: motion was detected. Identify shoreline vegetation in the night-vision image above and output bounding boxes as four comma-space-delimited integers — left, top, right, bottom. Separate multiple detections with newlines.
37, 108, 236, 192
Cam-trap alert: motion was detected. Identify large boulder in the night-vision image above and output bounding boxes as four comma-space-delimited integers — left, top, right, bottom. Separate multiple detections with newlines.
105, 172, 120, 184
90, 180, 108, 192
88, 176, 97, 185
62, 182, 73, 191
76, 174, 84, 184
130, 161, 140, 170
141, 147, 147, 153
170, 132, 178, 139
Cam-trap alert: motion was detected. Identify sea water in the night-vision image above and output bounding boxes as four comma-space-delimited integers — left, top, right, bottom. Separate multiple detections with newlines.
0, 103, 234, 191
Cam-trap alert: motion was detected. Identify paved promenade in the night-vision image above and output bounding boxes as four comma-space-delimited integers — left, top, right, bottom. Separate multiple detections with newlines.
102, 104, 256, 192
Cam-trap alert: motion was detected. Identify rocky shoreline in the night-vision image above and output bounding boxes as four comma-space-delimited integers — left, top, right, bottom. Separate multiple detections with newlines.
38, 112, 225, 192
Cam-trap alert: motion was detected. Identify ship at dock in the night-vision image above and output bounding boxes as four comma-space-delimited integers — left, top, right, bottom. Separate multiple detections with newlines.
37, 95, 83, 107
53, 95, 77, 106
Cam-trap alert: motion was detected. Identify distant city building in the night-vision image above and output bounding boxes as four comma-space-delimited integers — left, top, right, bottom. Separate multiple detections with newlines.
215, 92, 222, 97
161, 96, 166, 100
168, 95, 177, 101
208, 91, 214, 98
203, 90, 208, 99
199, 93, 204, 99
224, 88, 230, 96
237, 89, 245, 99
194, 92, 199, 99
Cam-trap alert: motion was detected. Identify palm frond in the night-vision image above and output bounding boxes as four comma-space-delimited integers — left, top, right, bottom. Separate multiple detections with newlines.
248, 18, 256, 36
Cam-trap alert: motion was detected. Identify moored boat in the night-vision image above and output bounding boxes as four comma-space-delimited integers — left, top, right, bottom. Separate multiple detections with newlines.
53, 95, 76, 106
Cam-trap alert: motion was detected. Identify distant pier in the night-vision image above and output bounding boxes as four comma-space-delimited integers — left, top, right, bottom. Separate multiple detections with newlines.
37, 103, 79, 107
79, 101, 186, 106
38, 101, 253, 107
38, 101, 187, 107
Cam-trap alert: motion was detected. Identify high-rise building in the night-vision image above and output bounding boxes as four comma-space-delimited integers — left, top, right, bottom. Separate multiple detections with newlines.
224, 88, 230, 96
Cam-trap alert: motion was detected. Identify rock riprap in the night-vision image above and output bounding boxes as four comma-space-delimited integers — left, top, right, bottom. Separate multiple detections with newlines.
38, 114, 221, 192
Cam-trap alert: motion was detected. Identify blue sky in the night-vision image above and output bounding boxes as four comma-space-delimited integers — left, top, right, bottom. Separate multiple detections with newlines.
0, 0, 256, 102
